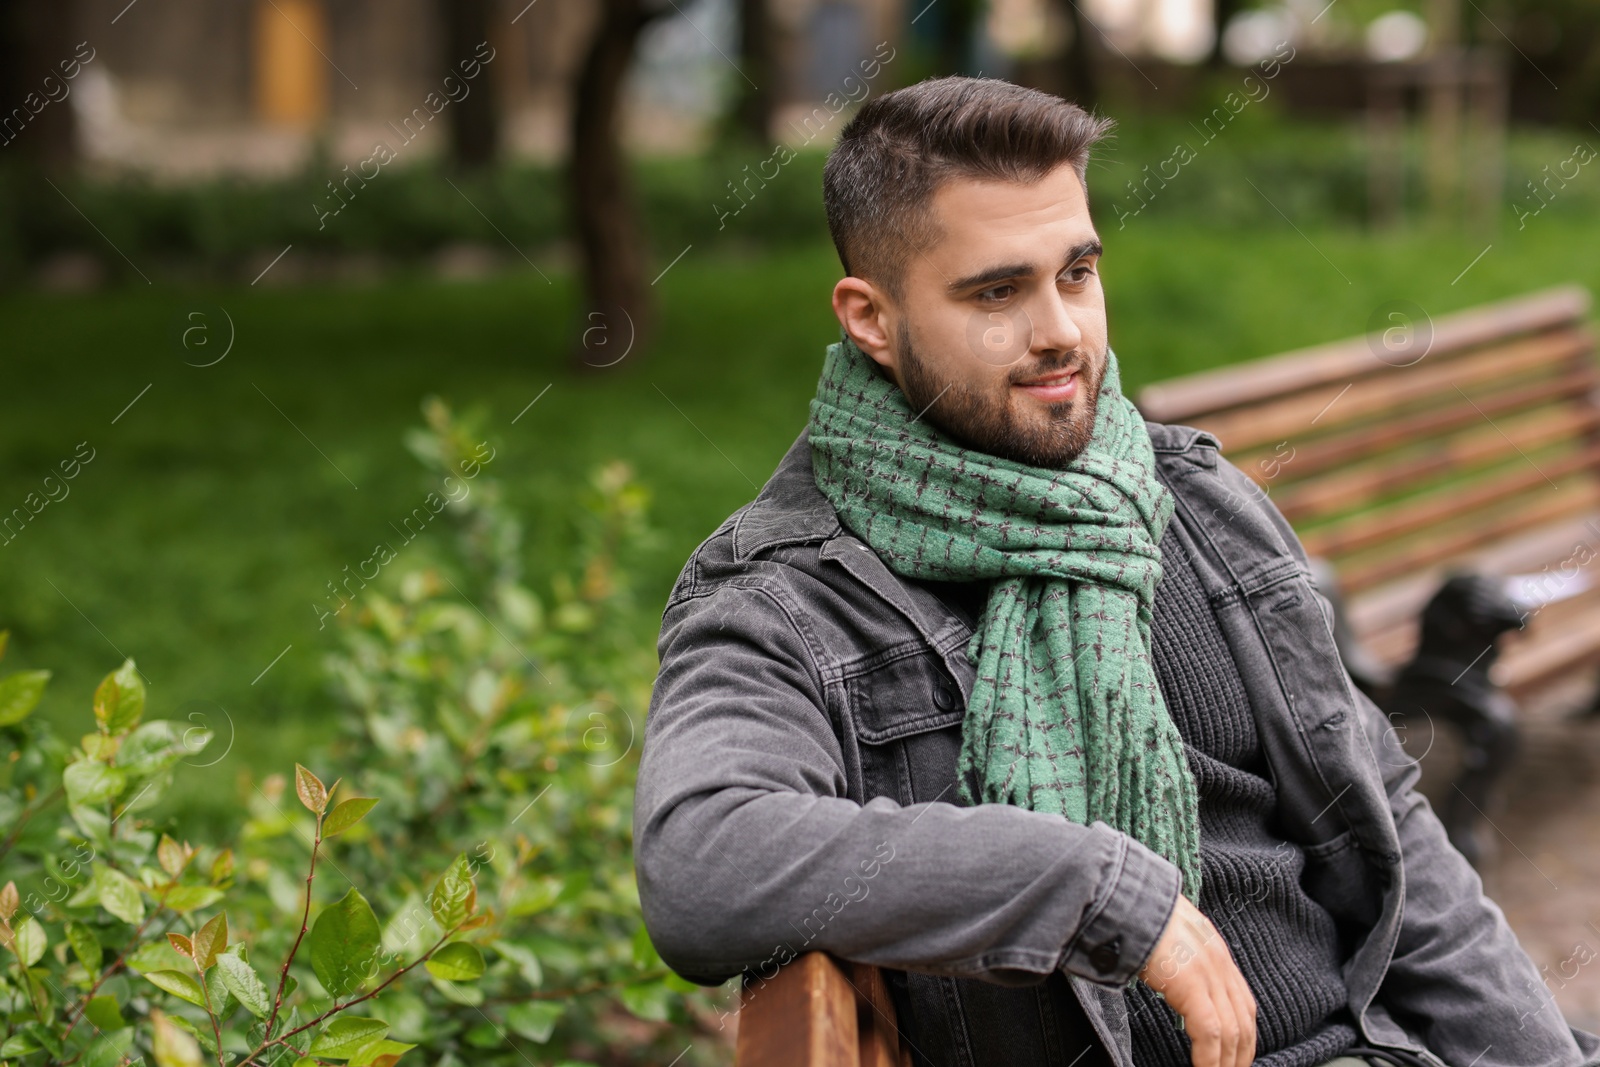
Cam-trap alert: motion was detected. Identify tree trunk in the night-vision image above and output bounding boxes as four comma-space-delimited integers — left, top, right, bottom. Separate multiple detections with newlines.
436, 0, 499, 168
1208, 0, 1241, 67
731, 0, 773, 142
0, 0, 80, 168
937, 0, 983, 75
1060, 0, 1099, 109
569, 0, 664, 369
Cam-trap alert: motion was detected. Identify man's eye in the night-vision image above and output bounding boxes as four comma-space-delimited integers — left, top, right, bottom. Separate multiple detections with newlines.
977, 284, 1015, 303
1063, 265, 1096, 284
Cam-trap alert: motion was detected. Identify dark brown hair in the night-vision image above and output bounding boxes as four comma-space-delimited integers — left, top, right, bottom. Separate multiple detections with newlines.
823, 76, 1113, 298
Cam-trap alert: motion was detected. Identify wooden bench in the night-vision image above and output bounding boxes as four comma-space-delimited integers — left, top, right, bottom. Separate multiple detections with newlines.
1138, 284, 1599, 862
1135, 284, 1598, 709
734, 952, 910, 1067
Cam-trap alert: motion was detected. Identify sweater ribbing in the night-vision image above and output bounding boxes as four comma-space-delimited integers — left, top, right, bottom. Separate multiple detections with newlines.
1124, 530, 1357, 1067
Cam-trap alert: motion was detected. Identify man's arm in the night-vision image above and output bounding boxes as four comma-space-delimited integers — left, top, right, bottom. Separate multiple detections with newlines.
633, 576, 1181, 989
1227, 457, 1597, 1066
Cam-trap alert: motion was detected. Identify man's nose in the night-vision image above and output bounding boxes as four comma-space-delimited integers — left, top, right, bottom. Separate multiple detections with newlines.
1031, 290, 1083, 356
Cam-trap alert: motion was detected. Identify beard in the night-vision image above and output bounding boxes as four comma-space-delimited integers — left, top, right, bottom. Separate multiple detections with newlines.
894, 322, 1106, 469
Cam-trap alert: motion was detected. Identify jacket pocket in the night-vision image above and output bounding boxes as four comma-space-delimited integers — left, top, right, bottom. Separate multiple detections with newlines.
1299, 828, 1383, 941
847, 650, 965, 806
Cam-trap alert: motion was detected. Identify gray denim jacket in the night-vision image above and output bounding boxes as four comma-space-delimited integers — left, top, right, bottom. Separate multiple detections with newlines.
635, 423, 1600, 1067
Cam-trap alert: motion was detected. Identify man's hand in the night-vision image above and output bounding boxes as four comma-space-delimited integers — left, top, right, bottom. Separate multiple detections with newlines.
1138, 894, 1257, 1067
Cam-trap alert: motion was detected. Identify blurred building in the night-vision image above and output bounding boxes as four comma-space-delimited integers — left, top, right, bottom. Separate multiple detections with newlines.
69, 0, 913, 178
64, 0, 1522, 180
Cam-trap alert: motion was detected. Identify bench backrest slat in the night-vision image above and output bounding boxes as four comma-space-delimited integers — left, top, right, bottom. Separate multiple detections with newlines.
1135, 285, 1600, 693
1138, 284, 1592, 423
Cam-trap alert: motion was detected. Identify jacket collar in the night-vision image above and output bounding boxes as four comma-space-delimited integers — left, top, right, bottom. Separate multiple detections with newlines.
731, 421, 1221, 562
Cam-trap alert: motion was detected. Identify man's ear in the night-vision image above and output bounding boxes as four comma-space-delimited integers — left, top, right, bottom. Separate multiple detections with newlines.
832, 277, 898, 373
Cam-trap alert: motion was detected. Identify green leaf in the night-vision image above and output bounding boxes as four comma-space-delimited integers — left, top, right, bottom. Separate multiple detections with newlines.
664, 971, 700, 993
309, 1016, 389, 1059
619, 980, 673, 1023
322, 796, 379, 837
295, 763, 328, 814
309, 887, 382, 997
125, 936, 189, 975
81, 1027, 135, 1067
430, 853, 477, 929
64, 759, 127, 806
117, 721, 188, 778
631, 923, 662, 969
0, 1031, 41, 1056
192, 911, 227, 969
210, 848, 234, 884
151, 1008, 204, 1067
93, 864, 145, 924
143, 969, 208, 1008
0, 669, 50, 726
490, 939, 543, 987
84, 993, 124, 1031
12, 915, 47, 966
157, 834, 193, 878
163, 885, 226, 913
23, 1021, 61, 1057
71, 804, 113, 851
166, 1013, 218, 1056
507, 875, 563, 917
429, 972, 484, 1006
65, 920, 102, 975
217, 952, 273, 1018
464, 1022, 503, 1048
504, 1001, 563, 1043
348, 1039, 416, 1067
92, 659, 145, 735
424, 941, 485, 981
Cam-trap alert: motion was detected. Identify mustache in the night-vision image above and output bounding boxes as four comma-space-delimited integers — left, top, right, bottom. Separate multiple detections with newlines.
1008, 350, 1096, 385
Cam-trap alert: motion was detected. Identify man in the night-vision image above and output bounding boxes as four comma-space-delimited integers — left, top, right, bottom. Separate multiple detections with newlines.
633, 76, 1600, 1067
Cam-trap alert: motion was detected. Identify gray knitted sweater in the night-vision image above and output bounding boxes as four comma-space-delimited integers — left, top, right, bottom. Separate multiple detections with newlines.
1125, 527, 1359, 1066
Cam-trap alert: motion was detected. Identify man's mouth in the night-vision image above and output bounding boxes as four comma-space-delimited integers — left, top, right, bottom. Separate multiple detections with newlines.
1012, 366, 1079, 403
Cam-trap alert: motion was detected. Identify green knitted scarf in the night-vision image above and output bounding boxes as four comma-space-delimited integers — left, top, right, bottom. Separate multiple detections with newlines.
809, 336, 1201, 900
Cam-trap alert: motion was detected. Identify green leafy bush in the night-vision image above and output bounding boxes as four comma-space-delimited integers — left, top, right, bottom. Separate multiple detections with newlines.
0, 402, 729, 1067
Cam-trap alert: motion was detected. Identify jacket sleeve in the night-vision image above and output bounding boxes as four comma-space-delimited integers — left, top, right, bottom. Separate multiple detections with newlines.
633, 576, 1182, 990
1349, 683, 1598, 1067
1228, 457, 1600, 1067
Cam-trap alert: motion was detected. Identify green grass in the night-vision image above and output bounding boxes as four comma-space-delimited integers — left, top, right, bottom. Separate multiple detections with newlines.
5, 195, 1600, 823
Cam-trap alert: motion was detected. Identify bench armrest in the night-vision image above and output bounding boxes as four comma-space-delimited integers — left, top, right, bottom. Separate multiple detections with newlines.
735, 953, 909, 1067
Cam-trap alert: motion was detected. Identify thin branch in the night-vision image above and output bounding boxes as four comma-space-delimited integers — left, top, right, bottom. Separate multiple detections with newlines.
0, 785, 64, 863
280, 1038, 337, 1066
261, 810, 325, 1042
61, 889, 176, 1041
195, 966, 227, 1067
276, 923, 463, 1042
239, 921, 467, 1066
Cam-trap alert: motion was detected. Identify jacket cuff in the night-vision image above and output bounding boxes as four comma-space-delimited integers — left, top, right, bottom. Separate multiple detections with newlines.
1057, 826, 1184, 986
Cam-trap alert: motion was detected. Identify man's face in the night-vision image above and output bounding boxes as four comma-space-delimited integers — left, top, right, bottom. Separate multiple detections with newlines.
863, 164, 1109, 469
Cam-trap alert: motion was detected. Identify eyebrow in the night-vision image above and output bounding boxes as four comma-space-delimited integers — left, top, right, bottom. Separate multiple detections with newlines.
946, 238, 1104, 294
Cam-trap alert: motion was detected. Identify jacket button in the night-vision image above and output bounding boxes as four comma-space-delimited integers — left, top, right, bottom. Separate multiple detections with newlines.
1088, 936, 1121, 975
933, 681, 956, 711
